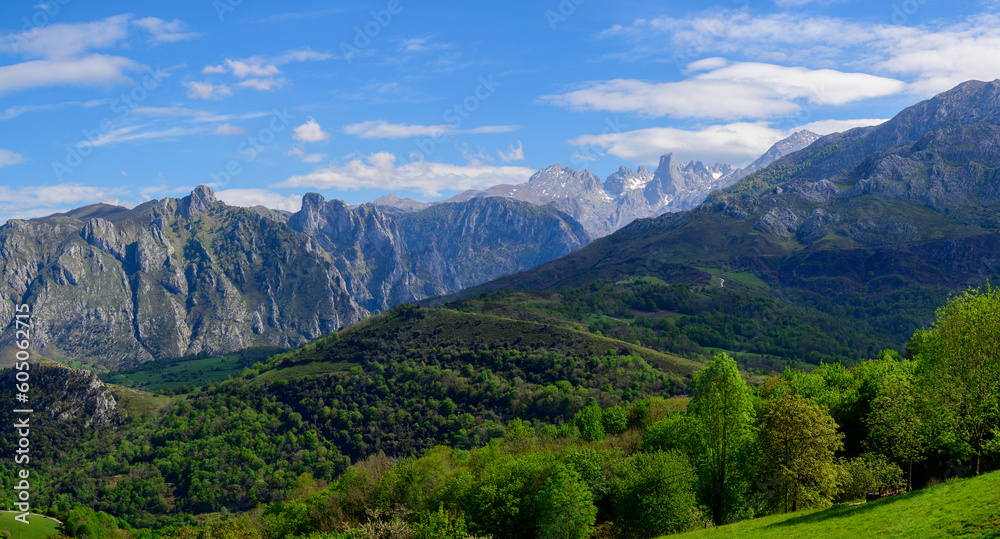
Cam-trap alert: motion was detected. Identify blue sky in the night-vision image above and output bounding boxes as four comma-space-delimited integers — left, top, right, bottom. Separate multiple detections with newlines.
0, 0, 998, 221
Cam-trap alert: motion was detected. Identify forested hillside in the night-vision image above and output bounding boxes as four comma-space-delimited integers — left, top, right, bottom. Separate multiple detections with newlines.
1, 284, 997, 538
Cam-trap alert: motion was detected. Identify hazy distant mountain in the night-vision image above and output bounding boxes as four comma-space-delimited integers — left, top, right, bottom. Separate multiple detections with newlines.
444, 131, 819, 237
366, 194, 432, 212
0, 187, 587, 367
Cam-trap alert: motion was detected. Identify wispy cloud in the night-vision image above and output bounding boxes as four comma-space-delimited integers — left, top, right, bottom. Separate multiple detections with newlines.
344, 120, 520, 139
0, 183, 131, 223
598, 11, 1000, 97
196, 48, 334, 97
541, 62, 904, 120
570, 118, 887, 167
89, 125, 205, 147
286, 147, 328, 163
273, 152, 535, 197
0, 149, 27, 168
400, 35, 453, 53
498, 141, 524, 162
0, 15, 191, 96
0, 99, 107, 120
213, 123, 245, 135
184, 81, 233, 100
0, 55, 140, 96
132, 17, 202, 44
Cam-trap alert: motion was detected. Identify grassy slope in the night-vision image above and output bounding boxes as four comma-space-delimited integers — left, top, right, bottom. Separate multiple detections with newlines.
673, 471, 1000, 538
281, 306, 704, 379
0, 512, 62, 539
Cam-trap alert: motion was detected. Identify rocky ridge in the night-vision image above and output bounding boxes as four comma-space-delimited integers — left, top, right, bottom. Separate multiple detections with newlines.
0, 189, 588, 368
445, 131, 819, 237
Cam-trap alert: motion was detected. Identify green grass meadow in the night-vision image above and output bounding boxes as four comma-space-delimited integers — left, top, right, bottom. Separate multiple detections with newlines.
673, 471, 1000, 538
0, 512, 62, 539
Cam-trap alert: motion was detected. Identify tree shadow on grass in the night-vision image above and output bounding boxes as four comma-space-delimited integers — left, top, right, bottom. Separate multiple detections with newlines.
767, 488, 933, 530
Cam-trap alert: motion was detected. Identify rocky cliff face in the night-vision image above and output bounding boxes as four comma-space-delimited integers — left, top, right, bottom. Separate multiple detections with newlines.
0, 189, 589, 368
704, 80, 1000, 245
3, 363, 121, 427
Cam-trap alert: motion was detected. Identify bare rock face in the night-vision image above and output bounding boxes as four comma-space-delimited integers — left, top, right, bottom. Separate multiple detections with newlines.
0, 186, 591, 368
4, 363, 121, 427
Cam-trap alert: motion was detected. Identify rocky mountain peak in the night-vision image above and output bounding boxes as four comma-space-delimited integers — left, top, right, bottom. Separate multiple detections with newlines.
179, 185, 219, 219
302, 192, 326, 208
604, 165, 654, 197
733, 130, 821, 181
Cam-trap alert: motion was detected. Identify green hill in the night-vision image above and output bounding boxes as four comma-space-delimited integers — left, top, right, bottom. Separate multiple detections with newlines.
12, 303, 699, 526
673, 471, 1000, 538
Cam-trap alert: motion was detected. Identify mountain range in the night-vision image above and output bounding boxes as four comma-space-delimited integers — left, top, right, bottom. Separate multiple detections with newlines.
436, 130, 820, 238
6, 80, 1000, 369
0, 189, 587, 367
450, 80, 1000, 350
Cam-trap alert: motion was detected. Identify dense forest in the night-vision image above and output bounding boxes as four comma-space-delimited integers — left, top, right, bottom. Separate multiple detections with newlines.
1, 284, 997, 538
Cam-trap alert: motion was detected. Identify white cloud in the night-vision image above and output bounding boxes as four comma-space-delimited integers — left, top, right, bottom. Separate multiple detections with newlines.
195, 48, 333, 94
571, 123, 787, 167
875, 16, 1000, 95
286, 147, 328, 163
498, 141, 524, 162
0, 14, 131, 59
570, 116, 896, 167
0, 183, 130, 223
226, 59, 281, 78
599, 11, 1000, 98
293, 117, 330, 143
541, 63, 904, 120
343, 120, 519, 139
235, 77, 287, 91
698, 63, 905, 105
0, 149, 27, 167
132, 17, 201, 44
273, 153, 536, 197
685, 57, 729, 73
0, 14, 195, 95
0, 55, 139, 95
215, 189, 303, 212
184, 81, 233, 100
213, 123, 245, 135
